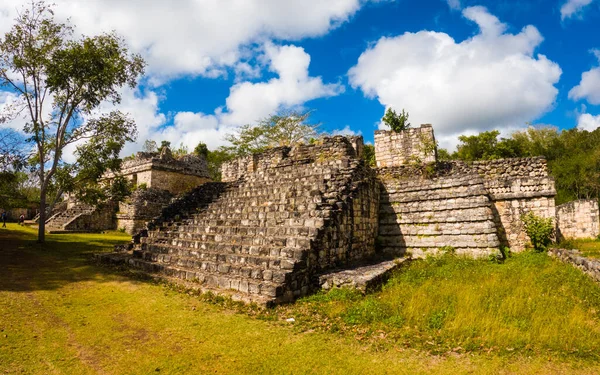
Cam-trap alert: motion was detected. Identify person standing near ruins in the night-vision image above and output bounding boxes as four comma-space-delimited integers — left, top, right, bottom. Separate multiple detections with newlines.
1, 210, 6, 228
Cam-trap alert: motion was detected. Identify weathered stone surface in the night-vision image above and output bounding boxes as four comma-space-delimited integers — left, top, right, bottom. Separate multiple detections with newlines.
102, 136, 380, 304
317, 258, 410, 292
557, 200, 600, 240
46, 202, 116, 232
374, 125, 436, 168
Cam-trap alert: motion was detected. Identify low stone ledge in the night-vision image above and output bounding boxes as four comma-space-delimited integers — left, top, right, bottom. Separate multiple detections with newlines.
316, 258, 410, 293
548, 248, 600, 282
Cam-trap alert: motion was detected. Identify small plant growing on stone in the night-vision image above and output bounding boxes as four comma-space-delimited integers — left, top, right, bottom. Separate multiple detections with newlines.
382, 108, 411, 132
522, 212, 555, 252
118, 227, 126, 233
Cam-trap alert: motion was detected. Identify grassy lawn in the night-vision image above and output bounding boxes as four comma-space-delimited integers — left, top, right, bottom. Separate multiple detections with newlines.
560, 238, 600, 259
2, 224, 600, 374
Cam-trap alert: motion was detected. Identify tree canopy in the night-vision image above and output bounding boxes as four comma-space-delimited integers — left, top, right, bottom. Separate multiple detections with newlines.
0, 1, 145, 242
224, 110, 319, 156
444, 126, 600, 205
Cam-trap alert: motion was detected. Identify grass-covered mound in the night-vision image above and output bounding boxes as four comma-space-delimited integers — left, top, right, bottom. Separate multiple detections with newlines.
280, 253, 600, 359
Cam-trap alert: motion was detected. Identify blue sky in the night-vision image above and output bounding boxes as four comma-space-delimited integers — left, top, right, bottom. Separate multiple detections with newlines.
1, 0, 600, 154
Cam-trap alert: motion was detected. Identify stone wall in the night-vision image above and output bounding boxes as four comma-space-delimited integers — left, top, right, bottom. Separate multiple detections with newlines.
374, 124, 436, 168
117, 188, 174, 234
464, 158, 557, 251
376, 157, 556, 254
549, 248, 600, 283
221, 136, 364, 183
378, 164, 499, 258
63, 203, 116, 232
104, 148, 211, 191
148, 170, 210, 195
557, 200, 600, 240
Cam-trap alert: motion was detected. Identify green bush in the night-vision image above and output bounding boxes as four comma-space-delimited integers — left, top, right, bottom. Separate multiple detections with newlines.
521, 212, 554, 252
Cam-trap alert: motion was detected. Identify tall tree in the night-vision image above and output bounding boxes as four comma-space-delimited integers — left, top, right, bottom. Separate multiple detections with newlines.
0, 1, 145, 242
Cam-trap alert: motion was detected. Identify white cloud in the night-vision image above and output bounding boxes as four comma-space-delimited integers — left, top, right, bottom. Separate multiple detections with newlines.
0, 0, 364, 82
220, 43, 344, 126
142, 44, 343, 151
560, 0, 595, 20
577, 113, 600, 131
0, 91, 27, 131
348, 6, 561, 149
569, 50, 600, 105
331, 125, 361, 136
446, 0, 461, 10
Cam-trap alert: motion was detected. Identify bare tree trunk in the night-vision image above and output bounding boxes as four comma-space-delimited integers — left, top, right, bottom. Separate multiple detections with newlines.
38, 188, 46, 243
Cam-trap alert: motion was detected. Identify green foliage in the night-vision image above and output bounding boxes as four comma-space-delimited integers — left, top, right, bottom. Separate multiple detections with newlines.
521, 212, 555, 252
224, 110, 319, 156
489, 246, 512, 264
382, 108, 411, 132
450, 126, 600, 205
0, 1, 145, 241
285, 252, 600, 360
436, 148, 452, 161
362, 144, 376, 167
142, 139, 158, 153
193, 142, 209, 159
172, 142, 189, 157
158, 140, 171, 153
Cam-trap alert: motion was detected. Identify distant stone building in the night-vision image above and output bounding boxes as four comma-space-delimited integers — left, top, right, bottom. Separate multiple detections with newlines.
46, 148, 211, 233
108, 148, 211, 234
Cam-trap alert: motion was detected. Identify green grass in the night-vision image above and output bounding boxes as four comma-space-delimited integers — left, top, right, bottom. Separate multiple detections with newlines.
280, 254, 600, 360
2, 224, 600, 374
559, 238, 600, 258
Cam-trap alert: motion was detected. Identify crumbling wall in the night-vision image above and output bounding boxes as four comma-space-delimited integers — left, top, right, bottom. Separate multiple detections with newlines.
64, 203, 116, 232
117, 188, 174, 234
148, 170, 210, 195
374, 124, 436, 168
378, 164, 499, 258
461, 158, 557, 251
557, 200, 600, 240
221, 136, 366, 182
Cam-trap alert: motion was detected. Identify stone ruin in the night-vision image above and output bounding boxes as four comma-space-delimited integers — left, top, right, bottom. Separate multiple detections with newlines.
46, 148, 211, 233
98, 125, 599, 304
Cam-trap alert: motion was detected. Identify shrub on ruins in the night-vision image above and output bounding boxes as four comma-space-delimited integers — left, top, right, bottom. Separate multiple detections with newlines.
362, 144, 376, 166
382, 108, 411, 132
0, 1, 145, 242
194, 142, 233, 181
522, 212, 555, 252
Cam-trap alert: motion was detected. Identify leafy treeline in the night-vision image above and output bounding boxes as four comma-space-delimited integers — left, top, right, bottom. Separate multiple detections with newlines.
439, 127, 600, 204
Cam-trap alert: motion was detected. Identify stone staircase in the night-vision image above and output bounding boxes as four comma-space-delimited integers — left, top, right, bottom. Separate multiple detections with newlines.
45, 203, 96, 231
101, 137, 380, 305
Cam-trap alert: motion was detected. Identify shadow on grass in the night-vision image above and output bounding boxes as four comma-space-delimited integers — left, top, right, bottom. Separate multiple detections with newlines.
0, 225, 136, 293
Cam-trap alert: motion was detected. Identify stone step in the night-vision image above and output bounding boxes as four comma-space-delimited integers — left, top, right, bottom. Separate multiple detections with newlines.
149, 225, 316, 238
144, 234, 312, 250
141, 242, 303, 261
378, 233, 500, 248
379, 196, 491, 214
134, 249, 296, 278
126, 257, 286, 298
